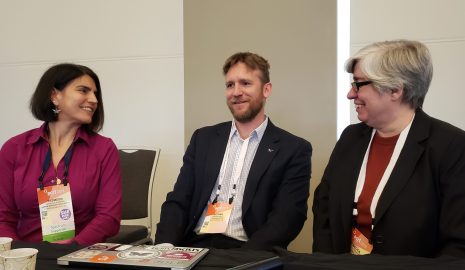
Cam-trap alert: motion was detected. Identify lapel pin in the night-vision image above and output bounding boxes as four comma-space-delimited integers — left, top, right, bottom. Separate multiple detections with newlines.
268, 148, 274, 152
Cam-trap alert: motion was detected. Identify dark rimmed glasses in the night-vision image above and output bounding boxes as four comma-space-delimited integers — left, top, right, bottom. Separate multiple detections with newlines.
351, 81, 372, 92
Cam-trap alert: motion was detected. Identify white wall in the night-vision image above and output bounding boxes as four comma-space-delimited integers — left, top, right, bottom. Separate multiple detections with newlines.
0, 0, 184, 239
350, 0, 465, 129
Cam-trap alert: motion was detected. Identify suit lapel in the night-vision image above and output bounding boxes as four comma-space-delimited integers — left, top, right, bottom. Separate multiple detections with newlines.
198, 123, 230, 212
242, 122, 280, 214
339, 124, 373, 239
373, 110, 429, 225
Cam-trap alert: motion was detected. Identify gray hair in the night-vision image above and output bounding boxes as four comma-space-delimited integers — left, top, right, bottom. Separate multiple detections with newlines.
345, 40, 433, 109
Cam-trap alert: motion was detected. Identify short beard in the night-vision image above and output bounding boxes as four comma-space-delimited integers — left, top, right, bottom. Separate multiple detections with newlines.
228, 101, 263, 123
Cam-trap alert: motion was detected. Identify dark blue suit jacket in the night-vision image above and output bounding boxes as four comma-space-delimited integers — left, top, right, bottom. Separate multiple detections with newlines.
313, 109, 465, 257
155, 120, 312, 249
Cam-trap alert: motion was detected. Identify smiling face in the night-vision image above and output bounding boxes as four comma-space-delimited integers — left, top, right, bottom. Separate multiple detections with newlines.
51, 75, 98, 127
347, 63, 396, 129
225, 62, 271, 123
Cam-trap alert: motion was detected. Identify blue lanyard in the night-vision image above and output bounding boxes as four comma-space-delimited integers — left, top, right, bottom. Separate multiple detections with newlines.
38, 145, 74, 190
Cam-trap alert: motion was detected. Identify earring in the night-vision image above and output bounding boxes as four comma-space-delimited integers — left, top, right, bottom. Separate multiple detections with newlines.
52, 102, 61, 114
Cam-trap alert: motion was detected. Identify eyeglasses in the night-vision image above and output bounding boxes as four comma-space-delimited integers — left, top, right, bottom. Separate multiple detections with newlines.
351, 80, 372, 92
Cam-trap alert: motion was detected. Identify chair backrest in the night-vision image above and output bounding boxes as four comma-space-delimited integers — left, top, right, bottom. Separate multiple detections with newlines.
118, 147, 160, 235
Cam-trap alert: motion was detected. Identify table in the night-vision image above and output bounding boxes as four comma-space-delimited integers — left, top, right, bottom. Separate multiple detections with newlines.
11, 241, 465, 270
276, 249, 465, 270
11, 241, 277, 270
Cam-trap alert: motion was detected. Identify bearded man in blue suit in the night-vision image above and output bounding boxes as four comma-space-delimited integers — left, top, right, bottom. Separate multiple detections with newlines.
155, 52, 312, 250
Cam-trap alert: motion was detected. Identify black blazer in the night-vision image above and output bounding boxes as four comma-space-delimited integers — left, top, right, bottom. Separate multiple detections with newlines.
155, 120, 312, 249
313, 109, 465, 257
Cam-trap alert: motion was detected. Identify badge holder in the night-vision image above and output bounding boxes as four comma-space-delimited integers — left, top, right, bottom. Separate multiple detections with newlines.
351, 227, 373, 255
36, 146, 76, 242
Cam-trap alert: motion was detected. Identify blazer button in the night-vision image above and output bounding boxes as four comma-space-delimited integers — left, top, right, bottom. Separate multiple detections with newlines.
374, 234, 384, 244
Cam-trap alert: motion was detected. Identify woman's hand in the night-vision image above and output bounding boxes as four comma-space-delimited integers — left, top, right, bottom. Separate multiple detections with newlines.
52, 238, 74, 244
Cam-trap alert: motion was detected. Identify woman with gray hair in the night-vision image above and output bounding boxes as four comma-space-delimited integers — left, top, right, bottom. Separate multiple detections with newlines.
313, 39, 465, 257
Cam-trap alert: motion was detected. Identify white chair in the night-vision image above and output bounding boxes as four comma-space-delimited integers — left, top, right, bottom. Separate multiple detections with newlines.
107, 147, 160, 245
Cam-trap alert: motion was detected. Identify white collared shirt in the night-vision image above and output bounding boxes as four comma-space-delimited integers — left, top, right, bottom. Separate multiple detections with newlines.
194, 117, 268, 241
